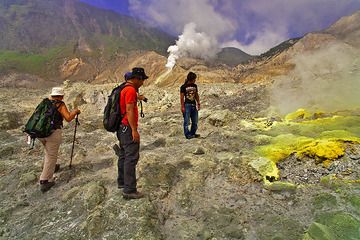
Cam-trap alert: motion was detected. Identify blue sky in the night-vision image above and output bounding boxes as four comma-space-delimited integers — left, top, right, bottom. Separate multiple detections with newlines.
80, 0, 360, 55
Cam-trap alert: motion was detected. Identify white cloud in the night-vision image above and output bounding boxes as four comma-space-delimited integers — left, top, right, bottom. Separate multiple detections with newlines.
129, 0, 235, 38
222, 29, 287, 55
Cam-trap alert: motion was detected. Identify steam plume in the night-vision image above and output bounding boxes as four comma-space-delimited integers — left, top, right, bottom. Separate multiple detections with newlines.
166, 23, 220, 69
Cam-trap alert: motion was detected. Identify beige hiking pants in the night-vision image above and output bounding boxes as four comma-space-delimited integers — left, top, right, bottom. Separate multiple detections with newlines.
39, 129, 62, 182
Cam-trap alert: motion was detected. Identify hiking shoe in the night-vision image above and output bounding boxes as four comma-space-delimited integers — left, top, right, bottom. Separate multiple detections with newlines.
54, 164, 60, 173
186, 135, 194, 139
122, 191, 144, 200
40, 181, 55, 193
118, 184, 124, 189
113, 144, 121, 156
194, 134, 200, 138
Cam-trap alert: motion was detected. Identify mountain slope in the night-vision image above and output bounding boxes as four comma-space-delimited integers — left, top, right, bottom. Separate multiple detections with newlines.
0, 0, 174, 81
259, 38, 301, 60
0, 0, 174, 53
325, 10, 360, 47
215, 47, 255, 67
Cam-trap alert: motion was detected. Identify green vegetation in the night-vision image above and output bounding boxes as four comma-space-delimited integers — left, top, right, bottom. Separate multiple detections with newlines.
257, 215, 305, 240
306, 212, 360, 240
343, 193, 360, 214
0, 46, 71, 76
0, 51, 48, 74
312, 193, 337, 210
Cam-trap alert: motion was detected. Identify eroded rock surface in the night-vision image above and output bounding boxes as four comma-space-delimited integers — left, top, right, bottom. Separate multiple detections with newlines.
1, 82, 360, 239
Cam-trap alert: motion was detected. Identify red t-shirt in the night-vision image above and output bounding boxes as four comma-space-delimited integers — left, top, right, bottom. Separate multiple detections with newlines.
120, 85, 138, 127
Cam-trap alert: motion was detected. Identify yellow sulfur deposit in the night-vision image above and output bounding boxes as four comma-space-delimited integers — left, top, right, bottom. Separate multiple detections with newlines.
253, 111, 360, 181
255, 134, 313, 162
297, 139, 345, 162
285, 108, 313, 122
249, 157, 279, 182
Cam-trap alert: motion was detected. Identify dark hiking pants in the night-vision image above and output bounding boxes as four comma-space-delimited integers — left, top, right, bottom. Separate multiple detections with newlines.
116, 125, 140, 193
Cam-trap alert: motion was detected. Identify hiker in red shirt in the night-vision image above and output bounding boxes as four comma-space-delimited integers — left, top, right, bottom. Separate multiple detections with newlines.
116, 67, 148, 199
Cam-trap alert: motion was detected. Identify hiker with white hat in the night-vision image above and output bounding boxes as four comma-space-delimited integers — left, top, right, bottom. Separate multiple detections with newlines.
38, 87, 80, 192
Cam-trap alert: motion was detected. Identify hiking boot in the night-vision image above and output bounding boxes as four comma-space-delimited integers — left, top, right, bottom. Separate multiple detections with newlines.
122, 191, 144, 200
54, 164, 60, 173
194, 134, 200, 138
186, 135, 194, 139
40, 180, 55, 193
113, 144, 121, 156
118, 183, 124, 189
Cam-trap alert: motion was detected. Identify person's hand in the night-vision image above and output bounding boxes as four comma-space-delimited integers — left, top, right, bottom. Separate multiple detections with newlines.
75, 109, 81, 115
132, 129, 140, 143
197, 103, 201, 111
138, 95, 147, 102
181, 106, 185, 113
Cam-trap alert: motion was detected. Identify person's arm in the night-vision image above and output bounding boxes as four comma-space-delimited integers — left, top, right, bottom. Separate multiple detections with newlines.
180, 92, 185, 113
126, 103, 140, 142
58, 103, 80, 122
195, 90, 200, 111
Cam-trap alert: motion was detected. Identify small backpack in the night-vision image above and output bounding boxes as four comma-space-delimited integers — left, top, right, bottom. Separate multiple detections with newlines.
24, 98, 62, 139
103, 82, 129, 132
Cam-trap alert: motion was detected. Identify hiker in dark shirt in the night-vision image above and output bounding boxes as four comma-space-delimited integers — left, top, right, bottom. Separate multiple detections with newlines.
39, 87, 80, 192
180, 72, 201, 139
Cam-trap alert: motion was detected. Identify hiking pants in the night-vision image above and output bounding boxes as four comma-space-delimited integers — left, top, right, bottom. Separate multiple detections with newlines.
183, 103, 198, 138
39, 129, 62, 182
116, 125, 140, 194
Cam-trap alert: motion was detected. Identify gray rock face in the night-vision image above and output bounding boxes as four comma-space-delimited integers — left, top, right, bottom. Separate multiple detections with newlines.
1, 82, 360, 239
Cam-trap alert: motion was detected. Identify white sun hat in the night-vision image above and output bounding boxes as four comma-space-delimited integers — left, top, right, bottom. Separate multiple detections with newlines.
50, 87, 64, 96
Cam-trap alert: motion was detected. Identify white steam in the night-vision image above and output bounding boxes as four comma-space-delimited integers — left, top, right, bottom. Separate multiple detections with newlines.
166, 23, 220, 69
271, 43, 360, 115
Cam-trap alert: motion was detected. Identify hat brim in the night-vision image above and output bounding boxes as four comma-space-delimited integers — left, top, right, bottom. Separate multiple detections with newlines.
132, 74, 148, 80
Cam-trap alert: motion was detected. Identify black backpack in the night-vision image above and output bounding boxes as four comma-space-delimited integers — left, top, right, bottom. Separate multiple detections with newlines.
103, 82, 131, 132
24, 98, 62, 139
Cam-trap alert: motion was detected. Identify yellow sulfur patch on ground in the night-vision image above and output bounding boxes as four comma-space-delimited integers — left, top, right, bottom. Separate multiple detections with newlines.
254, 109, 360, 182
255, 134, 313, 162
285, 108, 313, 122
249, 157, 279, 181
298, 139, 345, 162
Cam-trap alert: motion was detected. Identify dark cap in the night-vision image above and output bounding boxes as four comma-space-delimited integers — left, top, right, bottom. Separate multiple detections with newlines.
130, 67, 148, 80
124, 72, 132, 81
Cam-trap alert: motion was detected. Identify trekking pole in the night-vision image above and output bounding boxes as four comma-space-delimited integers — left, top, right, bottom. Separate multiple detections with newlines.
69, 114, 79, 169
140, 101, 145, 118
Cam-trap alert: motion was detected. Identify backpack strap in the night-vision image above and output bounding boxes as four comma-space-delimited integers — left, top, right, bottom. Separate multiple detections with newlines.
50, 100, 64, 110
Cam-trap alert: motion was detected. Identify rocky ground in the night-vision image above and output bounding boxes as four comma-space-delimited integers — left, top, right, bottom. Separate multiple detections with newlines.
1, 82, 360, 240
